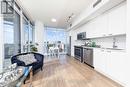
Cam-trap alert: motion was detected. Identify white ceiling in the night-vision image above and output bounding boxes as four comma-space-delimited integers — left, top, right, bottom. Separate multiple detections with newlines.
19, 0, 94, 29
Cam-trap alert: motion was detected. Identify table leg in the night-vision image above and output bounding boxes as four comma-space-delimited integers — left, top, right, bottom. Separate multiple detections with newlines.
58, 49, 60, 58
29, 68, 33, 87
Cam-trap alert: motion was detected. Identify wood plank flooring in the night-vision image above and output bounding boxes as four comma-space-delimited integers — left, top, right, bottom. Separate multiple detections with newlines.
22, 55, 122, 87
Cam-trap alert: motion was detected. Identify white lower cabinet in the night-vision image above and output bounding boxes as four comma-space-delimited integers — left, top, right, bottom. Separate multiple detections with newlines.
94, 49, 108, 74
107, 50, 126, 85
94, 49, 126, 86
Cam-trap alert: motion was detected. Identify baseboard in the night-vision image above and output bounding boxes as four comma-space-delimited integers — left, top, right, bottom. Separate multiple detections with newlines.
94, 68, 126, 87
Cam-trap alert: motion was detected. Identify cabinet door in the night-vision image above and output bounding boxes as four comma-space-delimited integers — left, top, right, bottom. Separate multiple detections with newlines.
100, 50, 108, 73
94, 49, 101, 69
94, 13, 108, 37
86, 21, 94, 38
108, 3, 126, 35
94, 49, 108, 73
107, 51, 126, 84
87, 12, 108, 38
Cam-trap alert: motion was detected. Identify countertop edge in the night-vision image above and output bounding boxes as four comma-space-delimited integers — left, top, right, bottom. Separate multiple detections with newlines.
81, 46, 126, 52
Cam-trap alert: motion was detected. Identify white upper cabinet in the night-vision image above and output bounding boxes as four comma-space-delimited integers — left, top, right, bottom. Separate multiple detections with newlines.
86, 12, 109, 38
72, 2, 126, 39
84, 2, 126, 38
94, 13, 109, 37
108, 3, 126, 36
85, 21, 94, 38
84, 2, 126, 39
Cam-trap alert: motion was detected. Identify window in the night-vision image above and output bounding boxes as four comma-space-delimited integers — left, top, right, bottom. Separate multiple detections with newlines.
23, 17, 29, 52
44, 27, 67, 54
29, 24, 34, 42
4, 11, 21, 59
23, 17, 34, 52
45, 27, 67, 43
2, 0, 34, 69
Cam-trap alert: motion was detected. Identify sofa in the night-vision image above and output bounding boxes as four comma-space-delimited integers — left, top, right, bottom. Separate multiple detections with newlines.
11, 52, 44, 73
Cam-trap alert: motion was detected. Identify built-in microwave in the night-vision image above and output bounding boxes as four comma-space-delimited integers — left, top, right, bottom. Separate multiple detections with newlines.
77, 32, 86, 40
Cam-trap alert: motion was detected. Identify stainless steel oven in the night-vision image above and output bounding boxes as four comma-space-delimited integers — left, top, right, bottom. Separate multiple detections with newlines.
74, 46, 83, 62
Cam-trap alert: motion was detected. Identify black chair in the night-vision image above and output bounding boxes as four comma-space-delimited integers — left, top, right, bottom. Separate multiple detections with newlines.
11, 52, 44, 73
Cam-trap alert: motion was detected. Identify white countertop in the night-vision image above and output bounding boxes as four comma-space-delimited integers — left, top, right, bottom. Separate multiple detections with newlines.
81, 46, 126, 52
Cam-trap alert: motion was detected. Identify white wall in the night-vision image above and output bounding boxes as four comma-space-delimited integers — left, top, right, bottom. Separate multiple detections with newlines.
34, 21, 44, 54
126, 0, 130, 87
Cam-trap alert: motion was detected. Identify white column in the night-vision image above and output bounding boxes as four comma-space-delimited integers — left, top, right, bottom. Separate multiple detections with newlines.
0, 1, 4, 72
34, 21, 44, 54
126, 1, 130, 87
20, 10, 24, 53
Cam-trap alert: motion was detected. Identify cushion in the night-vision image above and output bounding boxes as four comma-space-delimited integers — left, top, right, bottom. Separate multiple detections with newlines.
18, 54, 37, 65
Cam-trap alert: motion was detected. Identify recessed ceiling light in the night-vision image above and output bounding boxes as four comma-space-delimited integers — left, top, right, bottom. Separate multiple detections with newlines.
51, 18, 57, 22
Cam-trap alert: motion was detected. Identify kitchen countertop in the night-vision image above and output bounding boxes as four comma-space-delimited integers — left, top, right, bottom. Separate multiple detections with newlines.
80, 46, 126, 52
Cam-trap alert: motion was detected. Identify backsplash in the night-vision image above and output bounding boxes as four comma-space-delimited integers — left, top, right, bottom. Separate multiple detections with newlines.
90, 35, 126, 49
73, 35, 126, 50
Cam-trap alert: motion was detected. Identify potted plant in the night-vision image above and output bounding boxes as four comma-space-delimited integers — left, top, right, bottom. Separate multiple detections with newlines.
30, 42, 39, 52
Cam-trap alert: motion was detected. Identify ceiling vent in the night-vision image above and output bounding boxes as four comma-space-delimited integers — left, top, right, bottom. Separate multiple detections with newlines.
93, 0, 102, 8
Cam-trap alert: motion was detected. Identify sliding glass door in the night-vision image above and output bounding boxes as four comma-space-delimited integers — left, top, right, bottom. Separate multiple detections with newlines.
2, 1, 34, 69
23, 17, 29, 52
29, 24, 34, 43
23, 17, 34, 52
4, 11, 21, 59
44, 27, 67, 55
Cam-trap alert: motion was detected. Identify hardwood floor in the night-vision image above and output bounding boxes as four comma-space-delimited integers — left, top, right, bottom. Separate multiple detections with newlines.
22, 55, 122, 87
